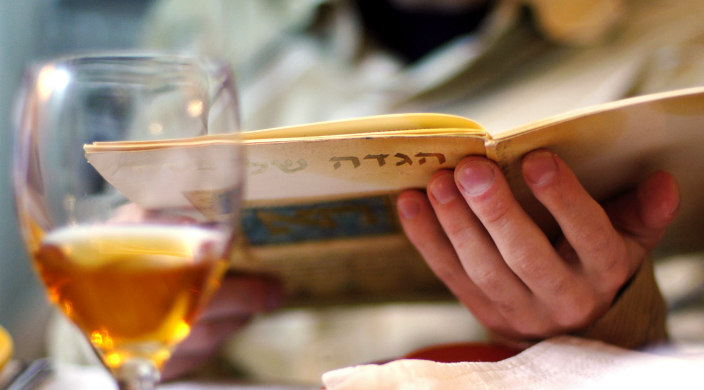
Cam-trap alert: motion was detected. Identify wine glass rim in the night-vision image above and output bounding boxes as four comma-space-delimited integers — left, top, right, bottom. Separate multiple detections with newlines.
26, 51, 229, 73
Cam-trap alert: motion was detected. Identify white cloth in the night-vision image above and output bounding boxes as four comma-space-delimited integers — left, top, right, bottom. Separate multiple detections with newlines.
322, 336, 704, 389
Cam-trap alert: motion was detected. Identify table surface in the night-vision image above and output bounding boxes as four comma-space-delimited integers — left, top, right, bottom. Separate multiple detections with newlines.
2, 360, 316, 390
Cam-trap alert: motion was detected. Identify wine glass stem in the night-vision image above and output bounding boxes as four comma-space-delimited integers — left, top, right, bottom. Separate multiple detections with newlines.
115, 359, 160, 390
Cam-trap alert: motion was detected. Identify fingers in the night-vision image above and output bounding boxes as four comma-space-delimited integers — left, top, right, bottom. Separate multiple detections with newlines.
521, 150, 630, 297
399, 153, 616, 337
199, 272, 282, 321
398, 159, 591, 337
636, 171, 680, 230
605, 171, 679, 250
162, 316, 249, 380
400, 150, 678, 342
397, 188, 510, 333
521, 150, 623, 276
162, 273, 281, 380
171, 316, 250, 357
454, 156, 584, 308
424, 170, 541, 330
520, 151, 675, 296
162, 353, 213, 381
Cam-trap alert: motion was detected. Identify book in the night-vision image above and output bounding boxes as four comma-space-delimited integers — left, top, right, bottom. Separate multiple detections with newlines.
84, 86, 704, 307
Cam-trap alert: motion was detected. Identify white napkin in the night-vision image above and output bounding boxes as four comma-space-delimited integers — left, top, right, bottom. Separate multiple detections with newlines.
322, 336, 704, 389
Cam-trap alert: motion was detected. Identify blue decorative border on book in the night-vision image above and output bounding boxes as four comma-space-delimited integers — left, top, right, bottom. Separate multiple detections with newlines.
242, 196, 398, 245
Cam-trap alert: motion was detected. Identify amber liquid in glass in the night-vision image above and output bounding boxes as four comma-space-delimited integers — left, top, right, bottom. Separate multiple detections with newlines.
32, 225, 228, 371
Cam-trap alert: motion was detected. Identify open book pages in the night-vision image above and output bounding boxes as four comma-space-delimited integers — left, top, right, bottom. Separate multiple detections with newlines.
84, 86, 704, 306
84, 113, 487, 208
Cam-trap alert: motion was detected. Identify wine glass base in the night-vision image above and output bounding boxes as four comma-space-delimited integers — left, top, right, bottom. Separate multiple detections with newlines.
115, 358, 160, 390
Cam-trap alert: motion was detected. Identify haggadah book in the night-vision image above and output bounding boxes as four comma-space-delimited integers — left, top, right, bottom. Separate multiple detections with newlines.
85, 86, 704, 307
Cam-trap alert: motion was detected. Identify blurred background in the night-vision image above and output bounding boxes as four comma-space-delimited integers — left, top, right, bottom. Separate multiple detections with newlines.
3, 0, 704, 386
0, 2, 482, 380
0, 0, 157, 360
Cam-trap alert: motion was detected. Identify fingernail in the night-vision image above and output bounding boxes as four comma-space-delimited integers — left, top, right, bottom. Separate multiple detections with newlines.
458, 160, 495, 196
523, 150, 557, 187
397, 197, 420, 219
429, 172, 459, 204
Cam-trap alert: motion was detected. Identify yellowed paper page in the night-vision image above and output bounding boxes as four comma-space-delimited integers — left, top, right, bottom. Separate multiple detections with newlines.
85, 114, 487, 207
241, 113, 483, 141
489, 86, 704, 254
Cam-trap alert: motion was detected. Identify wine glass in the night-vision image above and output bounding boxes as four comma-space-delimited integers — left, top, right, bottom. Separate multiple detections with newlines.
12, 54, 243, 389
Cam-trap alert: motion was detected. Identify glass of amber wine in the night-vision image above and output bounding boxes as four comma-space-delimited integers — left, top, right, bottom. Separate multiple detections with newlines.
12, 54, 243, 389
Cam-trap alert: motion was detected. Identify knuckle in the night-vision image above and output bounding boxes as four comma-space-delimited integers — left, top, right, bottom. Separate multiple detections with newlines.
473, 267, 508, 297
443, 221, 473, 239
509, 316, 549, 338
476, 199, 512, 227
602, 260, 629, 291
494, 299, 522, 319
532, 174, 574, 213
544, 273, 571, 297
574, 224, 629, 263
551, 293, 600, 329
575, 222, 610, 253
605, 241, 629, 275
495, 301, 549, 338
512, 254, 551, 281
591, 241, 631, 293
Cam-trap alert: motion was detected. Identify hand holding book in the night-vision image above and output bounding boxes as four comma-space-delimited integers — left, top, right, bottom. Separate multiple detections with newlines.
397, 150, 678, 347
